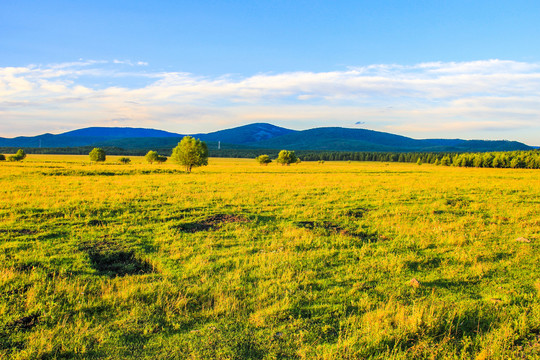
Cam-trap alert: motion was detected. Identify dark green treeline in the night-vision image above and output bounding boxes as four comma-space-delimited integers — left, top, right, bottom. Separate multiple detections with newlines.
298, 150, 540, 169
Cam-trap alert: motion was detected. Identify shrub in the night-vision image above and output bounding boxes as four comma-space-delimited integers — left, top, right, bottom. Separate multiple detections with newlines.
7, 149, 26, 162
276, 150, 297, 166
89, 148, 106, 162
119, 157, 131, 164
15, 149, 26, 160
256, 154, 272, 165
156, 155, 167, 164
146, 151, 167, 164
0, 154, 5, 161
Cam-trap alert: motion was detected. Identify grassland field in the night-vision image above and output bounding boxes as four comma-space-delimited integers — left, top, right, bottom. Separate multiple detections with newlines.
1, 155, 539, 359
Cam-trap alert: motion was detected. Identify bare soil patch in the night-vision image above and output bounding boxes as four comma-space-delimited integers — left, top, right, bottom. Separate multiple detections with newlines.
5, 314, 39, 331
175, 214, 249, 233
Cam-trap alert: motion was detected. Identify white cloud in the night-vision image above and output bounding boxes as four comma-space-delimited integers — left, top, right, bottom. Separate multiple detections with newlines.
1, 59, 540, 144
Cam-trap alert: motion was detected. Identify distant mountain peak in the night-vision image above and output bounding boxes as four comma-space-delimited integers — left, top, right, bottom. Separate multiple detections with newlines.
61, 127, 181, 138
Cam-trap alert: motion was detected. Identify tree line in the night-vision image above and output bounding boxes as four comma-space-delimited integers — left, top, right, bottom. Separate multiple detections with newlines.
298, 150, 540, 168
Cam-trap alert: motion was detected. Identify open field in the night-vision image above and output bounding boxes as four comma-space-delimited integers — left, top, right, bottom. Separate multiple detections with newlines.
1, 155, 539, 359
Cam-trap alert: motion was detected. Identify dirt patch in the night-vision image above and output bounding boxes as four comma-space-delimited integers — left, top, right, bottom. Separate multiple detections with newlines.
344, 208, 369, 219
296, 221, 356, 237
175, 214, 249, 233
87, 219, 107, 227
6, 314, 39, 331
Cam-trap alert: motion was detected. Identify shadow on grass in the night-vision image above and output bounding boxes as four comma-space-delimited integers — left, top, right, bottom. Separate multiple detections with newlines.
405, 257, 442, 271
80, 240, 155, 277
295, 220, 379, 242
87, 250, 154, 277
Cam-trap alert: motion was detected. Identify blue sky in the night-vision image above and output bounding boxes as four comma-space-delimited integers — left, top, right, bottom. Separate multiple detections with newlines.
1, 1, 540, 145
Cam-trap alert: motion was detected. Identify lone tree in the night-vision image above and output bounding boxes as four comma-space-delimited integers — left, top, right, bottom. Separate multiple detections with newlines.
0, 154, 5, 161
145, 150, 158, 164
256, 154, 272, 165
89, 148, 106, 162
171, 136, 208, 173
276, 150, 297, 166
119, 157, 131, 164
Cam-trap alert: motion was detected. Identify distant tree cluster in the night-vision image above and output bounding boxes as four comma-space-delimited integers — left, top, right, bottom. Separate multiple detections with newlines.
255, 150, 302, 166
145, 150, 167, 164
446, 151, 540, 168
299, 150, 540, 169
276, 150, 299, 165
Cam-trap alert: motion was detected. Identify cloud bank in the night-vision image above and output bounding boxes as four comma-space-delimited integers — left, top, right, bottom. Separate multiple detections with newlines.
1, 59, 539, 144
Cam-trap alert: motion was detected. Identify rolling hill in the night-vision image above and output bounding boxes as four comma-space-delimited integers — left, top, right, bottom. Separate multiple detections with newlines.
0, 123, 533, 153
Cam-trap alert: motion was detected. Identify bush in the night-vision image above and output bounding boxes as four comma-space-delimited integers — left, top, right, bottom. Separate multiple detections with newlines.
119, 157, 131, 164
256, 154, 272, 165
156, 155, 167, 164
15, 149, 26, 160
89, 148, 106, 162
0, 154, 5, 161
7, 149, 26, 162
146, 151, 167, 164
276, 150, 297, 166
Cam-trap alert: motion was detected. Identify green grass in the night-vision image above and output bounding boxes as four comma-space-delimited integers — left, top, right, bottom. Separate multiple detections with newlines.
1, 156, 539, 359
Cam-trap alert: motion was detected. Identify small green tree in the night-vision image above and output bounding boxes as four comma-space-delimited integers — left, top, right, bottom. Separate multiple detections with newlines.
0, 154, 5, 161
256, 154, 272, 165
171, 136, 208, 173
276, 150, 297, 166
89, 148, 106, 162
145, 150, 158, 164
119, 157, 131, 164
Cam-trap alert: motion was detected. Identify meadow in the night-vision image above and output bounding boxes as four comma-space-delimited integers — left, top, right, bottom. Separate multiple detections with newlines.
1, 155, 539, 359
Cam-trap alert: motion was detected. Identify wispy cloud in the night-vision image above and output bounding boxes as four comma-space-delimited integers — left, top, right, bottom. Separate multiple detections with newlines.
1, 59, 539, 144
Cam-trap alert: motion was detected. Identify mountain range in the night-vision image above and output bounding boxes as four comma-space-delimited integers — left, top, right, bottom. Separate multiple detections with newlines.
0, 123, 533, 153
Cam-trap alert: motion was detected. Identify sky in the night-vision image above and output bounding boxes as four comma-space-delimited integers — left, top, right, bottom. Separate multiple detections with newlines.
1, 1, 540, 145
